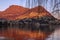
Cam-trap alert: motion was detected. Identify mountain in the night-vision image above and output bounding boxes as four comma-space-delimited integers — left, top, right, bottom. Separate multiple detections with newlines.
3, 5, 29, 14
0, 5, 55, 20
31, 6, 51, 16
16, 6, 54, 20
0, 5, 29, 20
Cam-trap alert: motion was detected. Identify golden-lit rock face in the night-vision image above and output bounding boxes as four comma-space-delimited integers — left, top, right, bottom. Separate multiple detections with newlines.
16, 11, 51, 20
0, 5, 29, 20
0, 5, 53, 40
0, 5, 51, 20
16, 6, 52, 20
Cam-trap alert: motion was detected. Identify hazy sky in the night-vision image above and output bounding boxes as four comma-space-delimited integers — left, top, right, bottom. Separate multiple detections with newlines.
0, 0, 50, 11
0, 0, 26, 11
0, 0, 59, 13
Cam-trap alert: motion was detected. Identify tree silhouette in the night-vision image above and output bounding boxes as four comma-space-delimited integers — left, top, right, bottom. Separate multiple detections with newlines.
52, 2, 60, 19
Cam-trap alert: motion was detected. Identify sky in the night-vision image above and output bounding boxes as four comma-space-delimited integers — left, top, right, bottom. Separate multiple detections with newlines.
0, 0, 51, 11
0, 0, 26, 11
0, 0, 60, 13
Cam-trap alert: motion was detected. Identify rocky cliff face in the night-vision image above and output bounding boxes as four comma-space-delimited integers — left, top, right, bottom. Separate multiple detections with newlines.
0, 5, 53, 20
0, 5, 29, 20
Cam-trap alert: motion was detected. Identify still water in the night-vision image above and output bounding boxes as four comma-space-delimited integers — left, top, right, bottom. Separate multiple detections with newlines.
46, 26, 60, 40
